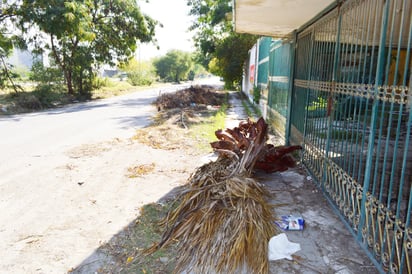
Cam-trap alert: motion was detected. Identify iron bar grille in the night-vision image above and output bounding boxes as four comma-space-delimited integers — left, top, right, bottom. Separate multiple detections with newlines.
263, 0, 412, 272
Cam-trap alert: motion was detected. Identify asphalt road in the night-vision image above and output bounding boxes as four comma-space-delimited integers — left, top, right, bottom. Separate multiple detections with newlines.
0, 83, 199, 186
0, 82, 195, 273
0, 83, 191, 163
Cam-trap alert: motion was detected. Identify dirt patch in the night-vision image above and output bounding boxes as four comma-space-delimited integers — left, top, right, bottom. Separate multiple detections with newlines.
126, 163, 156, 178
132, 109, 206, 151
66, 143, 111, 158
97, 202, 179, 274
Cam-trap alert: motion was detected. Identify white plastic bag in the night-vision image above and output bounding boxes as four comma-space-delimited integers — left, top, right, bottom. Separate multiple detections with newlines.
268, 233, 301, 261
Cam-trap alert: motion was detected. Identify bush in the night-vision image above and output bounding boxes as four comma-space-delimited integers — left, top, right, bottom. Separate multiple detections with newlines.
5, 91, 42, 110
6, 84, 65, 111
32, 84, 64, 107
253, 85, 261, 104
92, 76, 111, 89
127, 71, 153, 86
29, 62, 63, 85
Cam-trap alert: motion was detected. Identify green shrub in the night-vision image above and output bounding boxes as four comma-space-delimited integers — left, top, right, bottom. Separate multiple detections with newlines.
253, 85, 261, 104
32, 84, 64, 107
5, 91, 42, 110
29, 62, 63, 85
92, 76, 111, 89
6, 84, 65, 110
127, 71, 153, 86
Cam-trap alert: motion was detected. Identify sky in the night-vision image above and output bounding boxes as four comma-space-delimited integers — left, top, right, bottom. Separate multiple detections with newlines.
137, 0, 195, 60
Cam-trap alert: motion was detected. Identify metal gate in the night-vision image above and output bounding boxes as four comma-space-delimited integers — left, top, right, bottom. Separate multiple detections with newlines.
277, 0, 411, 273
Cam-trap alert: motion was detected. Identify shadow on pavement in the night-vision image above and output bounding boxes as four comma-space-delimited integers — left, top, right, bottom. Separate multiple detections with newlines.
70, 165, 378, 274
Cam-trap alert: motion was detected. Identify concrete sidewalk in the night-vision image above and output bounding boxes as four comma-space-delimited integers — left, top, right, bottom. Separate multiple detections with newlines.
226, 91, 378, 274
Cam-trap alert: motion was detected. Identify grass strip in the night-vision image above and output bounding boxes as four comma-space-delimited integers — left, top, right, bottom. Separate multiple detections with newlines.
189, 93, 228, 151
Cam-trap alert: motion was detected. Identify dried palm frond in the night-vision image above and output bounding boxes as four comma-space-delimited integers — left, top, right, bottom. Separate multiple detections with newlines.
255, 144, 302, 173
145, 156, 276, 274
144, 117, 300, 274
212, 117, 301, 173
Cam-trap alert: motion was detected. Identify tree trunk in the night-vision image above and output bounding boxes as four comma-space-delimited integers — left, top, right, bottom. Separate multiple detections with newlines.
65, 71, 74, 95
50, 36, 73, 95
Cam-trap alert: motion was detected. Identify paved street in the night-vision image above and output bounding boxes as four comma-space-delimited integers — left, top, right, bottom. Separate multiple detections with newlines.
0, 84, 191, 161
0, 83, 195, 273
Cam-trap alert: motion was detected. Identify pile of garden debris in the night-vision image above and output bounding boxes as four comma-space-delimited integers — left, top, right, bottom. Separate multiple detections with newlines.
145, 117, 301, 274
155, 85, 225, 110
133, 85, 227, 151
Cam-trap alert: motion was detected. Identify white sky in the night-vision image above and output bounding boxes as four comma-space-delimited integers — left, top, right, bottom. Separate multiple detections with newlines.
138, 0, 195, 60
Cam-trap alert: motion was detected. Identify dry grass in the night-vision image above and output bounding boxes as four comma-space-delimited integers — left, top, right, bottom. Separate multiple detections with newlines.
132, 107, 225, 153
126, 163, 156, 178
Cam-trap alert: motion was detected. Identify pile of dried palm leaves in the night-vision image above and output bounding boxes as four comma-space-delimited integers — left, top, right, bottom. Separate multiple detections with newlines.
155, 85, 226, 110
145, 117, 301, 274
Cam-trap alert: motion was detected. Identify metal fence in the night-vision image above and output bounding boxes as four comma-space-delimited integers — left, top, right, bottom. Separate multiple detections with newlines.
267, 39, 294, 139
253, 0, 412, 273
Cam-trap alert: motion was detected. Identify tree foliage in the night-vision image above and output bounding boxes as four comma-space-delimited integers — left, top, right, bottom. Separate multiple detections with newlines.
0, 39, 13, 89
29, 61, 64, 85
119, 57, 156, 86
153, 50, 193, 83
187, 0, 257, 89
4, 0, 157, 95
0, 4, 16, 89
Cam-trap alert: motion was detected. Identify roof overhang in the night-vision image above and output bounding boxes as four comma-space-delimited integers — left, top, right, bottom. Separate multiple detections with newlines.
233, 0, 337, 38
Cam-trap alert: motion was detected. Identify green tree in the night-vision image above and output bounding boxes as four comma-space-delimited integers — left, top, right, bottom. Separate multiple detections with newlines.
214, 33, 257, 87
6, 0, 157, 95
188, 0, 257, 89
0, 34, 13, 89
191, 63, 208, 78
0, 4, 16, 89
153, 50, 193, 83
119, 57, 156, 86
